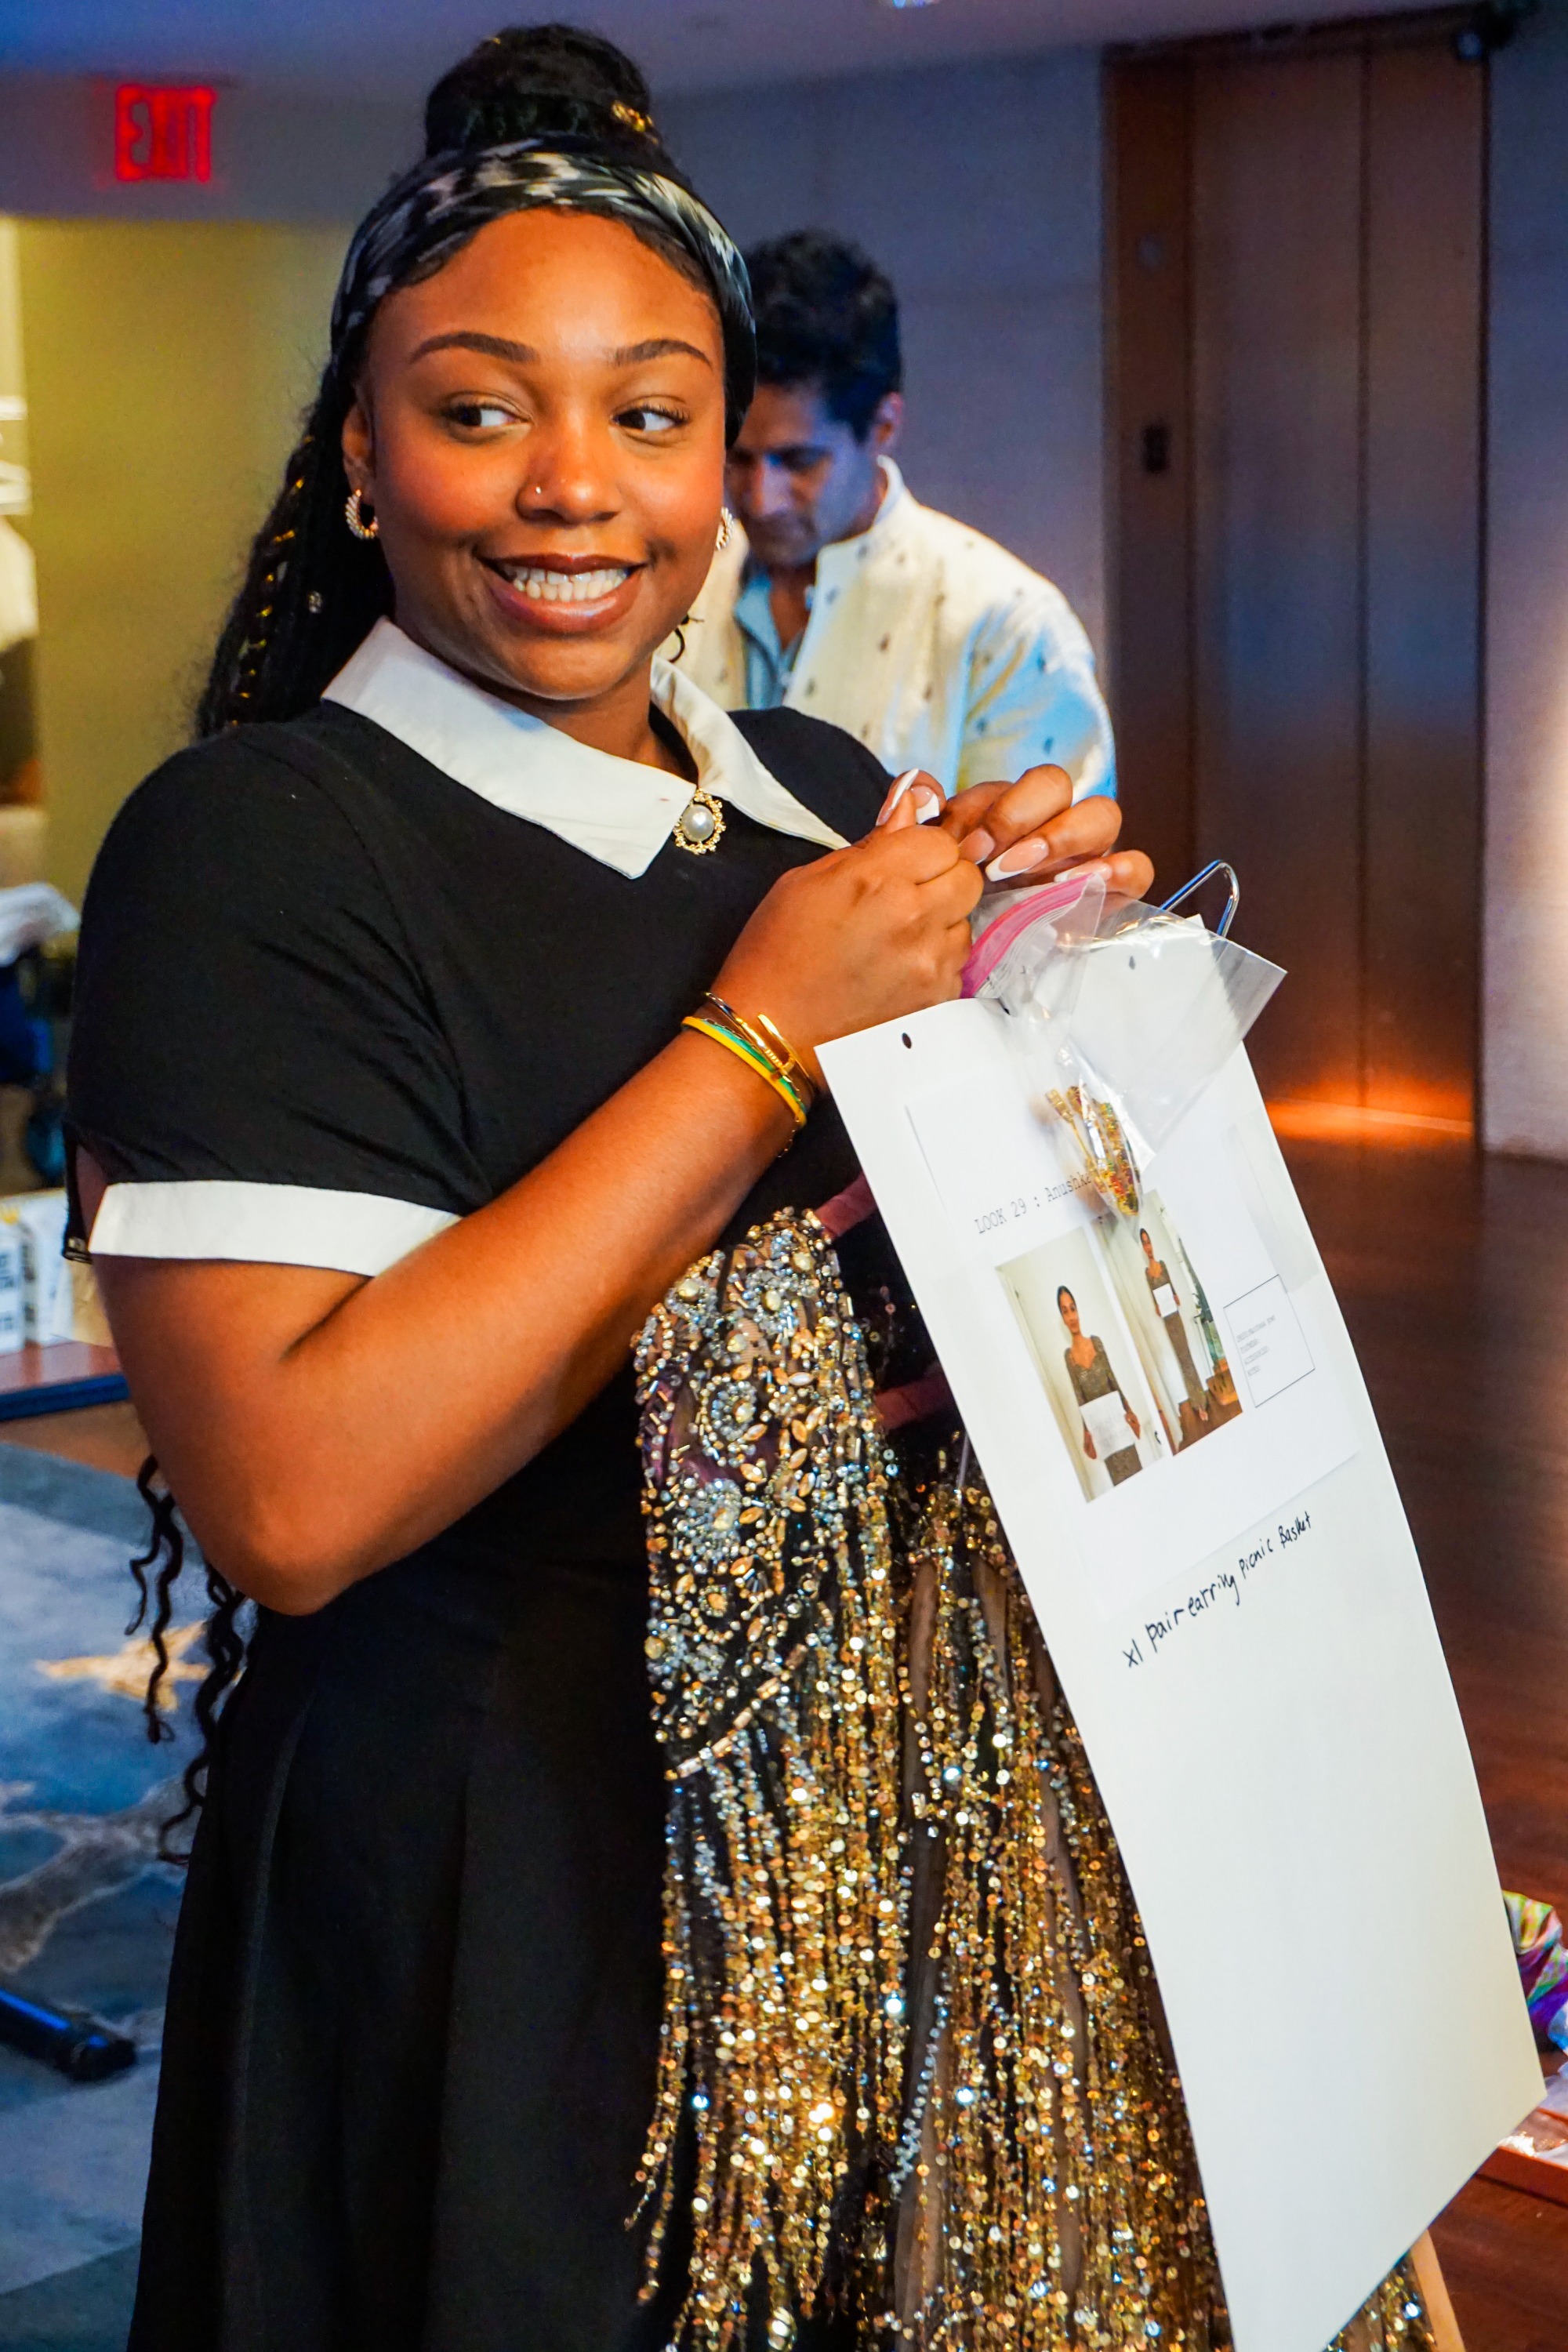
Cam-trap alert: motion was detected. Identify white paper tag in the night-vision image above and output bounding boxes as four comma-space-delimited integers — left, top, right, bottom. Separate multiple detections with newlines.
906, 1073, 1098, 1265
1225, 1275, 1315, 1406
1080, 1386, 1137, 1459
818, 997, 1538, 2352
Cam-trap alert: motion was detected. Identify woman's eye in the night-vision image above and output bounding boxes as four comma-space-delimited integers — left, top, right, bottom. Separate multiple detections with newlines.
447, 399, 516, 431
618, 404, 685, 437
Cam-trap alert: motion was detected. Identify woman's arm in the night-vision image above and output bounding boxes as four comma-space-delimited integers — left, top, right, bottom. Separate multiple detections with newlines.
90, 806, 981, 1614
90, 1025, 804, 1612
93, 777, 1149, 1614
1113, 1381, 1142, 1441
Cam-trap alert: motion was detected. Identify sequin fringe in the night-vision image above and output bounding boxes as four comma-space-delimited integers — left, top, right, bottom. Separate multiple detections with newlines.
635, 1214, 909, 2347
889, 1480, 1225, 2348
633, 1210, 1436, 2352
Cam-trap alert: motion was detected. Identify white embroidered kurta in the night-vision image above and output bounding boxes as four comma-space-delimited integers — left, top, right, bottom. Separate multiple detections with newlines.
670, 462, 1115, 802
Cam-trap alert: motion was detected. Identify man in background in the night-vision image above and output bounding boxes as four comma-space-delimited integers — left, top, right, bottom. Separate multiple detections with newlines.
673, 229, 1114, 801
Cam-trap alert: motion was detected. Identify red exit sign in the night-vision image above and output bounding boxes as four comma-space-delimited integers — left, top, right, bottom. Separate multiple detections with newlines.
114, 85, 216, 183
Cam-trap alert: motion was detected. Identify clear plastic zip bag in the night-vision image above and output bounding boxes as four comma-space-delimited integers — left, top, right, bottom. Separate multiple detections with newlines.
962, 862, 1285, 1218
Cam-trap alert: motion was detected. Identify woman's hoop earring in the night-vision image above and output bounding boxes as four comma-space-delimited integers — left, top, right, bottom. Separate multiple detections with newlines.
345, 487, 379, 542
716, 506, 735, 554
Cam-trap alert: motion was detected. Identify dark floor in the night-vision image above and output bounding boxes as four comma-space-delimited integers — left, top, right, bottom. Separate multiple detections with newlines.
9, 1139, 1568, 2345
1284, 1134, 1568, 2350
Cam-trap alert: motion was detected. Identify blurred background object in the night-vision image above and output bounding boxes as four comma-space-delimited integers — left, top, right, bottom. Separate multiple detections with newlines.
0, 0, 1563, 1152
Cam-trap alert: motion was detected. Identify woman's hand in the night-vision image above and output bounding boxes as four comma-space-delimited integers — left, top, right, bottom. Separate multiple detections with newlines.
1127, 1410, 1142, 1441
92, 786, 984, 1614
710, 779, 983, 1084
935, 764, 1155, 902
1083, 1431, 1097, 1460
91, 770, 1122, 1618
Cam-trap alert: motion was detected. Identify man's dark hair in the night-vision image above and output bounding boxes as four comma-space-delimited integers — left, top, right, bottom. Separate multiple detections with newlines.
744, 230, 902, 440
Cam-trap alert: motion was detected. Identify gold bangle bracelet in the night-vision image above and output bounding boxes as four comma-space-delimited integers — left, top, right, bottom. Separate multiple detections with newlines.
683, 1016, 808, 1127
700, 994, 818, 1112
682, 1015, 808, 1129
751, 1009, 821, 1106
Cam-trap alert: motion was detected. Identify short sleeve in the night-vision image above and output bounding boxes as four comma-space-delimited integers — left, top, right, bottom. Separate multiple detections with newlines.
957, 586, 1117, 804
67, 731, 474, 1275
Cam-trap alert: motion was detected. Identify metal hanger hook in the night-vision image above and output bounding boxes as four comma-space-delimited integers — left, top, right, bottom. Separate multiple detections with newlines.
1158, 859, 1240, 938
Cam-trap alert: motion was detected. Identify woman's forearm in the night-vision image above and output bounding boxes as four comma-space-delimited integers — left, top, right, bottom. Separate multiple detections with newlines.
96, 1029, 796, 1610
93, 801, 1028, 1610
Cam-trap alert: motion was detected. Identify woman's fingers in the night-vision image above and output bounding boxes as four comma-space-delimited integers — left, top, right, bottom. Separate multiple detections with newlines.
848, 822, 983, 981
714, 787, 985, 1054
953, 765, 1074, 869
884, 770, 1156, 904
979, 775, 1109, 877
858, 813, 975, 886
973, 792, 1156, 905
1060, 847, 1156, 902
937, 780, 1005, 864
1098, 848, 1156, 902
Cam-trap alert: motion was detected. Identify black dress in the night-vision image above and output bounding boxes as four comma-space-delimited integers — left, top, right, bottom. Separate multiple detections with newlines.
65, 698, 889, 2352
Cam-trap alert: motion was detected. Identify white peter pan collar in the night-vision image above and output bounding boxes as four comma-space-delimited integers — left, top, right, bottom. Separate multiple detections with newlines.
324, 618, 845, 880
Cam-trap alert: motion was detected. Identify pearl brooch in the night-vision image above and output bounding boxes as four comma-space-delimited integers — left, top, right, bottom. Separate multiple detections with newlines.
673, 785, 725, 855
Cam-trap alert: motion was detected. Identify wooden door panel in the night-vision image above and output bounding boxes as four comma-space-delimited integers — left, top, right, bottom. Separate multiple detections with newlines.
1105, 60, 1195, 898
1363, 42, 1484, 1126
1190, 53, 1365, 1105
1107, 22, 1486, 1131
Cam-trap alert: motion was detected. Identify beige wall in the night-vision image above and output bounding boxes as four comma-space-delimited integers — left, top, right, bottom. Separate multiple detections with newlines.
14, 220, 346, 903
660, 51, 1106, 662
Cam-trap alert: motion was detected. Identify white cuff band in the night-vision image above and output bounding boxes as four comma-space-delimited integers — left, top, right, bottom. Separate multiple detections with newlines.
88, 1180, 460, 1276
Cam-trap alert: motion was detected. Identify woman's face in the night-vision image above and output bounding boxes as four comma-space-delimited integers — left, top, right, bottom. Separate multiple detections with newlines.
1140, 1231, 1155, 1261
1058, 1291, 1082, 1337
342, 208, 728, 713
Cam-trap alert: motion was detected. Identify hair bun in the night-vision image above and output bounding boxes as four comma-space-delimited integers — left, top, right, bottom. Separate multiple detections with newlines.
424, 23, 662, 160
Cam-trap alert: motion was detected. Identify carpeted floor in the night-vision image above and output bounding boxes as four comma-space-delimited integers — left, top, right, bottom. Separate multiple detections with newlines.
0, 1446, 205, 2350
0, 2249, 143, 2352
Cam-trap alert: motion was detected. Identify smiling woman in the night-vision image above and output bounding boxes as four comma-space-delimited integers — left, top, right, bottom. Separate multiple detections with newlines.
339, 210, 730, 734
58, 22, 1162, 2352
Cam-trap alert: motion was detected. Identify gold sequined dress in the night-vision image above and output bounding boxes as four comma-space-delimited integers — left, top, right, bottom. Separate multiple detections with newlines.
634, 1202, 1434, 2352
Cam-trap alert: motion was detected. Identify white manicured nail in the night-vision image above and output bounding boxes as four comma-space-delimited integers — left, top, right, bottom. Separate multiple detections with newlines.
912, 787, 942, 822
877, 768, 922, 825
985, 838, 1051, 881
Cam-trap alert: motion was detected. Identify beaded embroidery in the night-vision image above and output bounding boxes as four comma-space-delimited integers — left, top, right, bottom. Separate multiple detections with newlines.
634, 1210, 1434, 2352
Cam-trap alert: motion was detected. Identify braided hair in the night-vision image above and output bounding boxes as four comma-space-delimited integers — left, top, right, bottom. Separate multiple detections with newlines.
147, 25, 756, 1838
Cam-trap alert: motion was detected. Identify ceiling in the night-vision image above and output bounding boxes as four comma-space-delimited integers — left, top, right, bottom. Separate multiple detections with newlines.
0, 0, 1444, 102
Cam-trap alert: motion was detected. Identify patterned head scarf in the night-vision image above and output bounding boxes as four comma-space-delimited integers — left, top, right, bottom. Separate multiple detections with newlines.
328, 139, 757, 441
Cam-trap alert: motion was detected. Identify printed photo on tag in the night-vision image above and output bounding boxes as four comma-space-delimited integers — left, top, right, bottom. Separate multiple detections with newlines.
1000, 1187, 1242, 1507
1000, 1225, 1171, 1501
